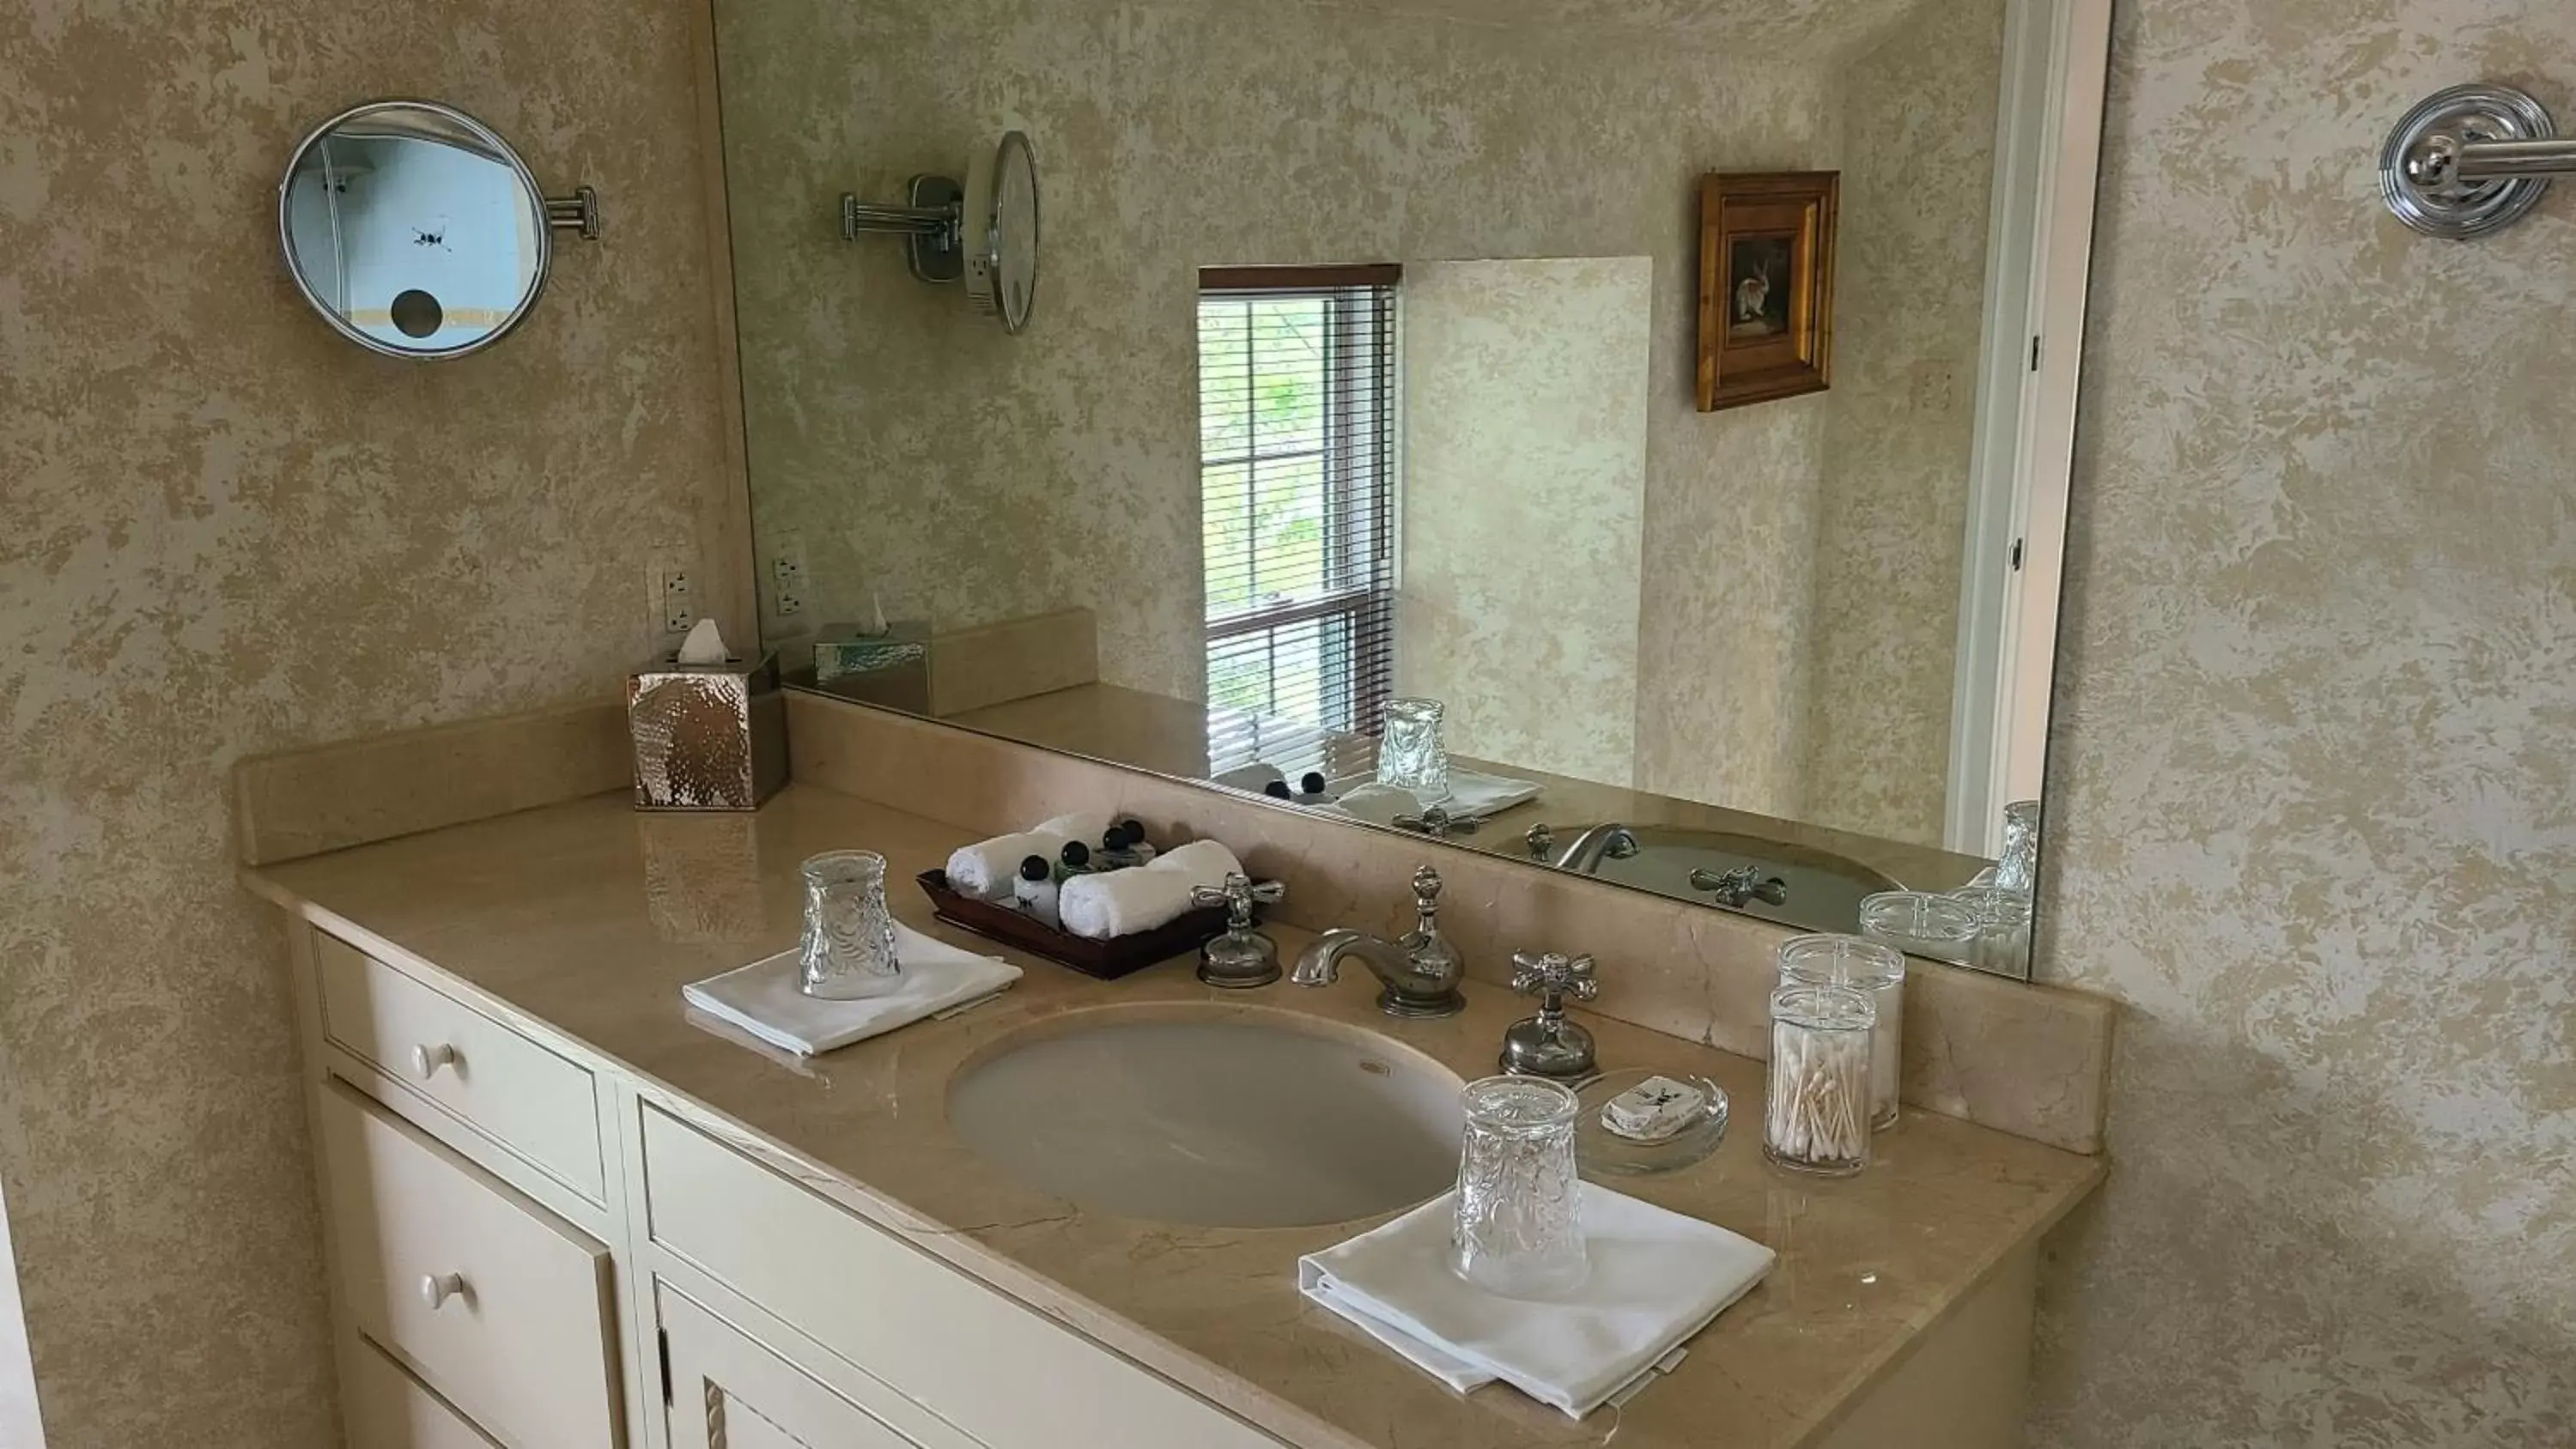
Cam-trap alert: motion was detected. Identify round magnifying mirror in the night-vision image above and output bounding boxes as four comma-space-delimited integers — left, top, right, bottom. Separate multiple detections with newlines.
963, 131, 1040, 334
277, 100, 556, 360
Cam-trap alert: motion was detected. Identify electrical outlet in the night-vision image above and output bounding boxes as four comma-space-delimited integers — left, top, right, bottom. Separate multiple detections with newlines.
1908, 358, 1959, 415
769, 537, 807, 619
659, 566, 698, 636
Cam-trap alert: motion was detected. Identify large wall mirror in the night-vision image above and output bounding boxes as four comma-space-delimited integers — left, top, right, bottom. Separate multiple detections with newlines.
708, 0, 2110, 979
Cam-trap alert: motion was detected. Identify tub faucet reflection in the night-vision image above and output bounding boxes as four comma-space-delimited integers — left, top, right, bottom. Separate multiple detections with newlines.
1549, 822, 1641, 873
1691, 864, 1789, 908
1290, 865, 1467, 1018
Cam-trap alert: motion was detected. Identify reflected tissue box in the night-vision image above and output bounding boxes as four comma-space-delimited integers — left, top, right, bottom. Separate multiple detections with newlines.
627, 649, 789, 811
811, 620, 933, 713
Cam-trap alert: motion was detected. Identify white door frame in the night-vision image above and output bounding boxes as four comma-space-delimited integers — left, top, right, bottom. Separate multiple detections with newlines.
1945, 0, 2112, 857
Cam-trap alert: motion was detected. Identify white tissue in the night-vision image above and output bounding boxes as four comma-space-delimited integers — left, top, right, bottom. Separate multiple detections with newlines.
676, 618, 732, 666
1058, 840, 1243, 940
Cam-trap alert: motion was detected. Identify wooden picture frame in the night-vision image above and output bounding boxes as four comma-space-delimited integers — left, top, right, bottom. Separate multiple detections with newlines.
1696, 171, 1838, 412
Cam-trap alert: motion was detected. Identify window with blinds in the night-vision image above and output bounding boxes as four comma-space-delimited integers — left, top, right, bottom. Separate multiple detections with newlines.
1196, 265, 1399, 779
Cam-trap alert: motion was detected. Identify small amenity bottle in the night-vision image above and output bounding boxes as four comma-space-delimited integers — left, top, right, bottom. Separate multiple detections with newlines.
1054, 840, 1096, 882
1117, 817, 1157, 864
1097, 824, 1144, 870
1012, 854, 1062, 929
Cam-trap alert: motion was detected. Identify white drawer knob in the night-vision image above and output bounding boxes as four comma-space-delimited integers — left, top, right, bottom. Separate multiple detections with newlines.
418, 1273, 466, 1311
412, 1043, 459, 1080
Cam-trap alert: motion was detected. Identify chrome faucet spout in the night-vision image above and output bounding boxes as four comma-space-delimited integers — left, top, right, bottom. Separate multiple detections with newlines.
1287, 867, 1467, 1019
1291, 930, 1411, 990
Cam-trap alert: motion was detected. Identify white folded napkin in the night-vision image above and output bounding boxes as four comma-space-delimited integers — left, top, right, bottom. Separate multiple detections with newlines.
681, 923, 1021, 1058
1057, 840, 1243, 941
1330, 767, 1542, 820
1297, 1183, 1774, 1418
945, 811, 1110, 900
1331, 782, 1421, 826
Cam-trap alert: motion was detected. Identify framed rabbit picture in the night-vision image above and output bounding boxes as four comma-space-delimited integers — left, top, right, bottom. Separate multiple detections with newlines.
1696, 171, 1838, 412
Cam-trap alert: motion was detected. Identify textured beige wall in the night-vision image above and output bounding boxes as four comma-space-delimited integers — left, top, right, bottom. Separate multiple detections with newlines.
1397, 258, 1652, 785
2027, 2, 2576, 1444
1798, 0, 2005, 849
721, 0, 1832, 782
0, 1, 742, 1443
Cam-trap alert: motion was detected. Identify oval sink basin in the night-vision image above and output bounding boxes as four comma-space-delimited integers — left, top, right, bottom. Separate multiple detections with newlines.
945, 1009, 1463, 1228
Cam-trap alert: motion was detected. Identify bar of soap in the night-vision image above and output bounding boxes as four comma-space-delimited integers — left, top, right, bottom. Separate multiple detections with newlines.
1601, 1076, 1708, 1143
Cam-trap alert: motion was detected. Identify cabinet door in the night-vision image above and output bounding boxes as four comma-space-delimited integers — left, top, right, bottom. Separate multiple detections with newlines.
658, 1285, 968, 1449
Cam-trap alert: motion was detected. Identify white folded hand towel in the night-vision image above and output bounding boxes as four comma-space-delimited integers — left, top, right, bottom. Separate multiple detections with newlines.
681, 923, 1021, 1057
1057, 839, 1243, 941
1211, 761, 1287, 793
1297, 1183, 1775, 1417
945, 810, 1110, 900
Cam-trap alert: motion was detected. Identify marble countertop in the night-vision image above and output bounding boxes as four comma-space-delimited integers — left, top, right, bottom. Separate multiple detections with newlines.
246, 785, 2101, 1449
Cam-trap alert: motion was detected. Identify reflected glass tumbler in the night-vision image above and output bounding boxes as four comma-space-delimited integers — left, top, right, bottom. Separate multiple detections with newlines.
798, 850, 902, 999
1450, 1076, 1588, 1300
1377, 697, 1452, 802
1994, 800, 2042, 892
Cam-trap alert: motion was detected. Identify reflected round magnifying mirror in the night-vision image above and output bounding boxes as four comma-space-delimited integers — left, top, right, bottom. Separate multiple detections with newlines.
963, 130, 1040, 334
277, 100, 595, 360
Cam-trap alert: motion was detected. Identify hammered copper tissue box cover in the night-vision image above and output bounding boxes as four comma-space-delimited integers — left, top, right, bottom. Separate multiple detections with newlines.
628, 652, 789, 811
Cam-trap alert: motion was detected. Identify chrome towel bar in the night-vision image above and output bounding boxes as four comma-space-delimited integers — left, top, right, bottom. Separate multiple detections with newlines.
2383, 83, 2576, 239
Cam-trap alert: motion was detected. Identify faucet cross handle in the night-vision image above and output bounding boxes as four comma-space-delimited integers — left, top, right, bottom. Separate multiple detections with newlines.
1510, 950, 1600, 1006
1190, 872, 1285, 931
1500, 951, 1600, 1081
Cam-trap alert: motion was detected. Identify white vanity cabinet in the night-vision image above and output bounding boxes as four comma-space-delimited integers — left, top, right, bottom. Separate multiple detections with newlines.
655, 1285, 976, 1449
285, 922, 1288, 1449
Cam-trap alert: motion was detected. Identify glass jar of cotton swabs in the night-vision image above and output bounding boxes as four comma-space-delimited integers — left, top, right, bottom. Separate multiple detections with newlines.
1763, 983, 1876, 1177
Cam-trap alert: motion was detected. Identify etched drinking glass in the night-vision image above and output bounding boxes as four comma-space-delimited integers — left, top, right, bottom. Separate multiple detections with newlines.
798, 850, 902, 999
1377, 697, 1452, 802
1450, 1076, 1588, 1300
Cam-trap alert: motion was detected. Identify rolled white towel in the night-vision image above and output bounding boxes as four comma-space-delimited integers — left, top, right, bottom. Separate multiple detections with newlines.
1211, 761, 1287, 794
1331, 782, 1420, 827
945, 811, 1111, 901
1059, 840, 1245, 941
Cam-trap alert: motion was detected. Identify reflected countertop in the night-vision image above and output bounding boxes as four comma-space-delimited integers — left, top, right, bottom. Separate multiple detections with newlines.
942, 682, 1993, 894
246, 784, 2098, 1449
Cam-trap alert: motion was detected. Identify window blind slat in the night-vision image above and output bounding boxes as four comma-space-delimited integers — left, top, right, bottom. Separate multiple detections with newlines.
1196, 278, 1397, 771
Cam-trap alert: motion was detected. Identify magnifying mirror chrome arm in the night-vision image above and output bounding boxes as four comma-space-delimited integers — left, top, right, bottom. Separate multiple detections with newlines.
548, 187, 603, 242
839, 193, 957, 244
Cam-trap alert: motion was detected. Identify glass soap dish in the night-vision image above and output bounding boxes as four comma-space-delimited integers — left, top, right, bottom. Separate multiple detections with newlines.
1574, 1069, 1728, 1176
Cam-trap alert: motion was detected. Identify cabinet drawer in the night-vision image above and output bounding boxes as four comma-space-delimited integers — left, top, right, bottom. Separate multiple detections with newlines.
315, 929, 605, 1200
641, 1106, 1283, 1449
343, 1333, 500, 1449
321, 1081, 620, 1449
